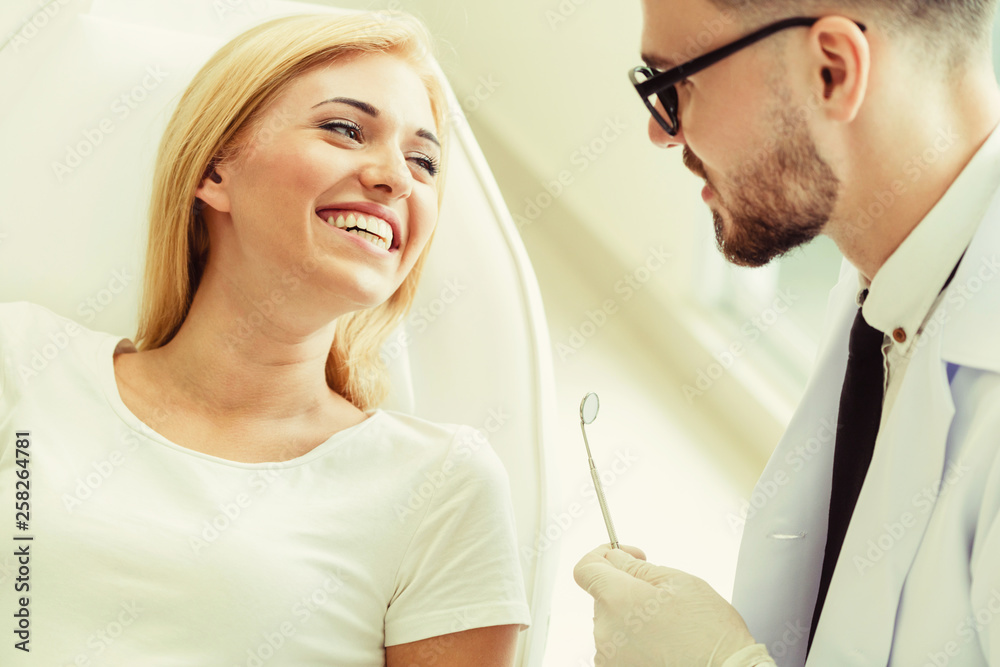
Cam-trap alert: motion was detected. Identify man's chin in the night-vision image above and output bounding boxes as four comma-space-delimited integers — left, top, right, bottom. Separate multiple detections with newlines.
713, 213, 782, 268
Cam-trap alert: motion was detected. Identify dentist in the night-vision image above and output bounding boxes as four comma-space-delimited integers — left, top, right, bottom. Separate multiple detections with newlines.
574, 0, 1000, 665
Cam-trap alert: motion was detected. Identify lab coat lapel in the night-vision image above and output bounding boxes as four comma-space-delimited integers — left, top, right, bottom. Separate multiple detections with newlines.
806, 188, 1000, 663
807, 329, 954, 665
806, 189, 1000, 663
938, 191, 1000, 375
735, 186, 1000, 667
732, 259, 858, 667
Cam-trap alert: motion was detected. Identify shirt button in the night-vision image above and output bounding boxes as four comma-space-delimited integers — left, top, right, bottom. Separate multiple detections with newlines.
893, 328, 907, 343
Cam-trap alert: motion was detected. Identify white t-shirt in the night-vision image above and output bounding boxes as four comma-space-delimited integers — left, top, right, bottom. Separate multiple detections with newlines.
0, 301, 530, 666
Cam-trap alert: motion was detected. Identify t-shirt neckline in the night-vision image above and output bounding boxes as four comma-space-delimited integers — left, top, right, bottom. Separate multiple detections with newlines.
95, 333, 383, 469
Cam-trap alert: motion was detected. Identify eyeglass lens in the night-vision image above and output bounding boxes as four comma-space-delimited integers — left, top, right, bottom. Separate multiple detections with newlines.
634, 68, 679, 134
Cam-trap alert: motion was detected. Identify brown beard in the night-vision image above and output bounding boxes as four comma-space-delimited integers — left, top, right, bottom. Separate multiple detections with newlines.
684, 102, 840, 268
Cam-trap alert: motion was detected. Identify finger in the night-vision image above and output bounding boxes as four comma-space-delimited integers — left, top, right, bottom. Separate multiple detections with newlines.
618, 543, 646, 561
574, 544, 614, 571
573, 544, 614, 591
575, 543, 647, 597
604, 548, 684, 585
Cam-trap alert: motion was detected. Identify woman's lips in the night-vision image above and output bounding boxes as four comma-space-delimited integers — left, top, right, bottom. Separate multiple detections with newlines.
315, 201, 401, 251
317, 212, 393, 254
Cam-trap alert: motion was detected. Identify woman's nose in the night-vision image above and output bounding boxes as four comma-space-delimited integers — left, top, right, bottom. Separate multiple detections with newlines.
361, 147, 412, 198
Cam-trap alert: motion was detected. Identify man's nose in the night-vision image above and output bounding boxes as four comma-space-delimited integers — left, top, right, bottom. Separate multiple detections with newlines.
648, 115, 686, 148
647, 101, 685, 149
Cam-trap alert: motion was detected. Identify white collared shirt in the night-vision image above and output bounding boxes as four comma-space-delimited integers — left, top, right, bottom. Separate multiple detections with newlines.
859, 121, 1000, 429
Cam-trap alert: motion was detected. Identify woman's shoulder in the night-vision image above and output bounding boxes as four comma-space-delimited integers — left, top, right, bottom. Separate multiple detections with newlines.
0, 300, 98, 341
0, 300, 124, 380
370, 409, 507, 480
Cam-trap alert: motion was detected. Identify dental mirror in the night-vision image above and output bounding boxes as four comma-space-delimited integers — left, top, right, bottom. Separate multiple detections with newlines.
579, 392, 619, 550
580, 392, 600, 426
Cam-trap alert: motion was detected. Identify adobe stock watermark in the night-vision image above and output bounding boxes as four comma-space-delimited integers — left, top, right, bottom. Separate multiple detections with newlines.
235, 572, 348, 667
545, 0, 591, 30
51, 65, 170, 182
592, 582, 678, 666
844, 126, 960, 241
555, 246, 671, 361
682, 289, 799, 402
393, 408, 509, 522
13, 316, 83, 385
223, 255, 321, 351
187, 434, 312, 557
66, 601, 142, 666
451, 74, 502, 121
514, 117, 629, 230
666, 10, 739, 63
922, 588, 1000, 667
60, 428, 143, 512
916, 254, 1000, 349
213, 0, 274, 21
521, 447, 639, 561
239, 105, 298, 164
3, 0, 75, 52
378, 277, 468, 369
767, 616, 811, 661
76, 268, 135, 324
401, 607, 490, 666
853, 458, 970, 575
726, 417, 836, 534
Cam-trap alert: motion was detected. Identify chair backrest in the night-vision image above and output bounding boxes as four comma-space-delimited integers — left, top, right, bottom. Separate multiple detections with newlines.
0, 1, 559, 664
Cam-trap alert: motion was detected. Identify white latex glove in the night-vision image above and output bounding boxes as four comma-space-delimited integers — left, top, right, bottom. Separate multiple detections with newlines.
573, 544, 775, 667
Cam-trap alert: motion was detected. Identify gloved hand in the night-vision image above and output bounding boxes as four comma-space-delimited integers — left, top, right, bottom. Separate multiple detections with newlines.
573, 544, 774, 667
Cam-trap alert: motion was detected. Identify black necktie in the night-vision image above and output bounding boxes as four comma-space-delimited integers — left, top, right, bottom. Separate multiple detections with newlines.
807, 294, 884, 650
807, 253, 966, 651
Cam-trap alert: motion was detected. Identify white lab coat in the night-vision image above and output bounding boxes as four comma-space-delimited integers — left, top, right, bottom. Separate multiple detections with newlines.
731, 189, 1000, 666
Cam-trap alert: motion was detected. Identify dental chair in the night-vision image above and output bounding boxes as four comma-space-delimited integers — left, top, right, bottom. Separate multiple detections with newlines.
0, 1, 558, 664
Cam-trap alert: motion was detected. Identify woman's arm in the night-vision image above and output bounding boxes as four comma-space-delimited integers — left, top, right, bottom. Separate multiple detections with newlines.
385, 624, 520, 667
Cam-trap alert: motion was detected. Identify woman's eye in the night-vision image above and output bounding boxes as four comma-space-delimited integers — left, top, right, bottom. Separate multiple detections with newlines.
409, 154, 440, 177
320, 121, 362, 141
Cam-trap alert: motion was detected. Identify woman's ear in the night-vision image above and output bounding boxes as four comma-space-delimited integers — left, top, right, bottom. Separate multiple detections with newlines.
194, 164, 233, 214
809, 16, 870, 124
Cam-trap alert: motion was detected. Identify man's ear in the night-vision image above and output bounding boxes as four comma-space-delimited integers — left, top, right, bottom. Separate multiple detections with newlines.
808, 16, 870, 124
193, 163, 233, 215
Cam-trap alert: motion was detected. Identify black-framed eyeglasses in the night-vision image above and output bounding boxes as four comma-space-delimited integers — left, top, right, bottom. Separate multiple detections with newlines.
629, 16, 867, 136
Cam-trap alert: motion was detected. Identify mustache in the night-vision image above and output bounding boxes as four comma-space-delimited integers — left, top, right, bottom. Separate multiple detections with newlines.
683, 147, 708, 180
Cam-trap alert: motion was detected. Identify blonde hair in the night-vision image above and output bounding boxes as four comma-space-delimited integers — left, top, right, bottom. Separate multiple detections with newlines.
135, 11, 450, 411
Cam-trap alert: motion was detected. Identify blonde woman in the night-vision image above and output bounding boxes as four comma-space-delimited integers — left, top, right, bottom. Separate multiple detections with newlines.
0, 12, 529, 666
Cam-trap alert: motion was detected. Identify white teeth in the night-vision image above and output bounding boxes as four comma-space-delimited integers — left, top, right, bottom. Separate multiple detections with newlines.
322, 212, 394, 250
346, 228, 389, 250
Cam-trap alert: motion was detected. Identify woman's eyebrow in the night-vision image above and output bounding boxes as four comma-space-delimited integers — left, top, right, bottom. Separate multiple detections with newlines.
313, 96, 439, 148
417, 128, 440, 148
312, 96, 379, 116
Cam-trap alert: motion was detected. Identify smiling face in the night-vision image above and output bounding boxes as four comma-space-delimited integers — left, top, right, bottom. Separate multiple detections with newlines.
640, 0, 841, 266
196, 51, 441, 315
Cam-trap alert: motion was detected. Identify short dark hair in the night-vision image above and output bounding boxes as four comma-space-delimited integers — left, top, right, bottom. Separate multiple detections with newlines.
707, 0, 998, 69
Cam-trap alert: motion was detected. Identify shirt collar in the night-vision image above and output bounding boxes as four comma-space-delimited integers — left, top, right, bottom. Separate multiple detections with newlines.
861, 121, 1000, 352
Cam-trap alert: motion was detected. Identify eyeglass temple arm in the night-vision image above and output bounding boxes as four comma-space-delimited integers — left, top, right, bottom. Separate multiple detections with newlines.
634, 16, 867, 97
